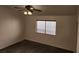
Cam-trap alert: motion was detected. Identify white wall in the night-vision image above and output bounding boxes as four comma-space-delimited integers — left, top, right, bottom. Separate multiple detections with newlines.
24, 5, 77, 52
0, 6, 25, 49
77, 7, 79, 52
25, 16, 77, 52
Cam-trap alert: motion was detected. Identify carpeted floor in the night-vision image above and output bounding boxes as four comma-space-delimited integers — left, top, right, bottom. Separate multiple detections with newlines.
0, 40, 73, 53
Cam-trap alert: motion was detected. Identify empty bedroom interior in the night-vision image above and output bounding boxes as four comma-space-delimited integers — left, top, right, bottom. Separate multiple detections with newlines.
0, 5, 79, 53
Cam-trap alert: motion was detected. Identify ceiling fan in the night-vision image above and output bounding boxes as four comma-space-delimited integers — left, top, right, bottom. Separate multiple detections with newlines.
14, 5, 42, 15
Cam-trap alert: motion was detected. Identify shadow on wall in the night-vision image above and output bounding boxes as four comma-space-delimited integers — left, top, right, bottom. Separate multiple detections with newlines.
0, 6, 26, 49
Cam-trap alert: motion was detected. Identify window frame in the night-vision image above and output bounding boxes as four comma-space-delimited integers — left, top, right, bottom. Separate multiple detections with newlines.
36, 20, 56, 36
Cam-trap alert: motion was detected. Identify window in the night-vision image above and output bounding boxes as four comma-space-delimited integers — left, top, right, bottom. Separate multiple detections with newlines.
37, 21, 45, 33
36, 20, 56, 35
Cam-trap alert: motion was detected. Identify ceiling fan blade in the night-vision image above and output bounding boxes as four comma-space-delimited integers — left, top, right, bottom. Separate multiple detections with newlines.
14, 7, 25, 11
33, 9, 42, 12
17, 9, 24, 11
14, 7, 23, 9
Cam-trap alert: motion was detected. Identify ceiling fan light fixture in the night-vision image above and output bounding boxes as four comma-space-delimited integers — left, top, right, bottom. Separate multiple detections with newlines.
28, 11, 32, 15
24, 11, 28, 15
24, 11, 32, 15
30, 7, 34, 10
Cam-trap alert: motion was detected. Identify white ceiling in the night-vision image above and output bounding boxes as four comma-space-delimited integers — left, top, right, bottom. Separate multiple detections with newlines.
9, 5, 77, 16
